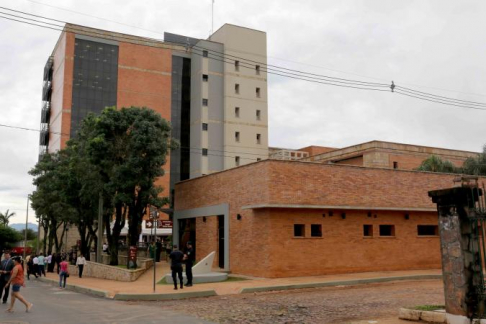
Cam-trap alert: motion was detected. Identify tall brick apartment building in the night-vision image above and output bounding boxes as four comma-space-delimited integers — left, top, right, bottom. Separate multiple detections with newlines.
39, 23, 269, 246
174, 142, 481, 277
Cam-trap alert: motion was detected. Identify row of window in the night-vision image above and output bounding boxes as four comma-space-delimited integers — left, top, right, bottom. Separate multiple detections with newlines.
199, 149, 262, 165
201, 50, 261, 75
235, 132, 262, 144
293, 224, 439, 238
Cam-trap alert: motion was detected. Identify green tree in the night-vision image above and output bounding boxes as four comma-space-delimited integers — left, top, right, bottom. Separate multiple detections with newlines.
462, 145, 486, 176
85, 106, 175, 266
0, 209, 16, 226
18, 228, 37, 241
0, 226, 22, 249
417, 155, 459, 173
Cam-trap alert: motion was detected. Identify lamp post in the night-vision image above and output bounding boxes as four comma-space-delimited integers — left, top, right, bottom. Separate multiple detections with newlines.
23, 195, 30, 261
149, 207, 159, 293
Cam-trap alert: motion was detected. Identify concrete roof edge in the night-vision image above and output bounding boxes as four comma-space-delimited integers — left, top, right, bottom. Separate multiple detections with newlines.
241, 204, 436, 212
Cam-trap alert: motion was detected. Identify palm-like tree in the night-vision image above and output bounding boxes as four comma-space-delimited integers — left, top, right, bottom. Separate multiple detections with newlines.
0, 209, 16, 226
417, 155, 458, 173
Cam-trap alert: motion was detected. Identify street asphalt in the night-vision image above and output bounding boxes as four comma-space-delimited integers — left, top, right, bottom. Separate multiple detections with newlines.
0, 280, 215, 324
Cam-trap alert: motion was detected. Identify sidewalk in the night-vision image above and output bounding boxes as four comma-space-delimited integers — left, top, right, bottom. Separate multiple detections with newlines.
36, 262, 442, 300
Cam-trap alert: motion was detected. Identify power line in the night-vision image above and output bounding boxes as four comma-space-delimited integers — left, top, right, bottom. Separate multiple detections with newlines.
2, 7, 486, 111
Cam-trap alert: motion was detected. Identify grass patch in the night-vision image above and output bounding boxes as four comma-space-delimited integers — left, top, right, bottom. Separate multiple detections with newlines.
413, 305, 445, 311
157, 275, 249, 285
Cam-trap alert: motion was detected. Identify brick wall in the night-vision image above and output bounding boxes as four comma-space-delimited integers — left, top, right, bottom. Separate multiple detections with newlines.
195, 216, 219, 268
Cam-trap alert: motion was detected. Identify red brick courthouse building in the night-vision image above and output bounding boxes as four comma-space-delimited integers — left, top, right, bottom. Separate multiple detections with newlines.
174, 142, 480, 278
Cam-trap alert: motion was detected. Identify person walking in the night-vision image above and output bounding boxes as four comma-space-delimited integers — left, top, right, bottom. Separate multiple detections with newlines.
184, 242, 195, 287
37, 253, 45, 277
156, 239, 162, 263
46, 253, 53, 273
55, 253, 62, 274
0, 252, 14, 304
26, 255, 37, 280
5, 256, 33, 313
75, 254, 86, 278
169, 245, 184, 290
32, 255, 39, 277
59, 258, 69, 289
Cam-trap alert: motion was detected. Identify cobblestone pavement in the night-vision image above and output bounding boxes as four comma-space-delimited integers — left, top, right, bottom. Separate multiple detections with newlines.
135, 279, 444, 324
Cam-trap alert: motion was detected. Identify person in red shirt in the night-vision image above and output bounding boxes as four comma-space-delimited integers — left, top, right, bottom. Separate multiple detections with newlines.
5, 256, 33, 313
59, 257, 69, 289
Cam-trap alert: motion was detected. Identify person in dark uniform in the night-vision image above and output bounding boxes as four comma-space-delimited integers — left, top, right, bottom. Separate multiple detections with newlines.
184, 242, 195, 287
169, 245, 184, 290
0, 252, 15, 304
155, 239, 162, 263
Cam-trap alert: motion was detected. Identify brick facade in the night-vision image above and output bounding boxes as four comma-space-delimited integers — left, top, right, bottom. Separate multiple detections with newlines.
175, 160, 481, 277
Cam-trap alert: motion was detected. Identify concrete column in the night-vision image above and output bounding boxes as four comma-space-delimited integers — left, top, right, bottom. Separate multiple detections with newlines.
429, 186, 484, 324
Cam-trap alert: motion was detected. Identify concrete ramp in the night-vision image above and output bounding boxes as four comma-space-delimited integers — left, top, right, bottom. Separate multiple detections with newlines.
165, 251, 228, 284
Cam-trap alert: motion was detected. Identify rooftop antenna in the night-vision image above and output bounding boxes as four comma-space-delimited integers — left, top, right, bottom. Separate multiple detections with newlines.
211, 0, 214, 36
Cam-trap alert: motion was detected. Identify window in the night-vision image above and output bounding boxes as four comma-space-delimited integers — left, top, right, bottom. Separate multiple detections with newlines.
235, 60, 240, 71
294, 224, 305, 237
379, 225, 395, 237
235, 107, 240, 118
257, 158, 261, 161
235, 132, 240, 142
256, 65, 260, 75
202, 74, 208, 82
235, 84, 240, 94
256, 87, 261, 98
256, 110, 261, 120
202, 123, 208, 131
235, 156, 240, 166
203, 50, 208, 57
256, 134, 261, 144
311, 224, 322, 237
202, 148, 208, 156
363, 225, 373, 237
393, 161, 398, 169
202, 98, 208, 106
417, 225, 438, 236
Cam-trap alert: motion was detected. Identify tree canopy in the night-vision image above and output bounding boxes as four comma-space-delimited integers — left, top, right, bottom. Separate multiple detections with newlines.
0, 209, 16, 226
416, 155, 459, 173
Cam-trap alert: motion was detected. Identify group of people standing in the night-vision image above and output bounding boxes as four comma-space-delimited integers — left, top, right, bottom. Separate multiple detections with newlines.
0, 252, 33, 313
169, 241, 194, 290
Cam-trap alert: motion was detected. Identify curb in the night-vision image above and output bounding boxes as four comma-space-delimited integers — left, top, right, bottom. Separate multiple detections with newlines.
34, 276, 109, 298
113, 290, 218, 301
398, 307, 446, 323
240, 274, 442, 294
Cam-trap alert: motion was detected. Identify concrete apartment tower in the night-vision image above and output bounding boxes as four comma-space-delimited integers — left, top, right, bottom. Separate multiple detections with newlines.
189, 24, 269, 177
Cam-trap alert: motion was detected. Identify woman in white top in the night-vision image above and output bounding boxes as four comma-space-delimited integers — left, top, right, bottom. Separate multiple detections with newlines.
75, 254, 87, 278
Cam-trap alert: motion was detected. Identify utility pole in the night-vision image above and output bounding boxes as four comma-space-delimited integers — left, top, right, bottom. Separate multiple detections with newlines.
96, 193, 103, 263
23, 195, 29, 261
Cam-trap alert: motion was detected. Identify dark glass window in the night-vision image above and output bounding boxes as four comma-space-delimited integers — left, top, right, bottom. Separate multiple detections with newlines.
363, 225, 373, 237
71, 38, 118, 137
379, 225, 395, 237
311, 224, 322, 237
203, 50, 208, 57
294, 224, 305, 237
202, 98, 208, 106
202, 148, 208, 156
202, 123, 208, 131
417, 225, 438, 236
202, 74, 208, 82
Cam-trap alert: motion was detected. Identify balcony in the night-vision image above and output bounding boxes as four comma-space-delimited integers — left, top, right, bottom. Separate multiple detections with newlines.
43, 56, 53, 81
41, 102, 50, 124
42, 80, 52, 101
39, 124, 49, 146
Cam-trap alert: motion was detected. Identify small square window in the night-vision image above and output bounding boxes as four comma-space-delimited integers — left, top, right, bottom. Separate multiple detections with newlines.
256, 134, 261, 144
294, 224, 305, 237
202, 148, 208, 156
379, 225, 395, 237
202, 123, 208, 131
257, 158, 261, 161
202, 98, 208, 106
256, 110, 261, 120
235, 107, 240, 118
393, 161, 398, 169
417, 225, 438, 236
202, 74, 208, 82
311, 224, 322, 237
363, 225, 373, 237
256, 87, 261, 98
235, 156, 240, 166
235, 84, 240, 94
256, 65, 260, 75
235, 60, 240, 71
235, 132, 240, 142
203, 50, 208, 57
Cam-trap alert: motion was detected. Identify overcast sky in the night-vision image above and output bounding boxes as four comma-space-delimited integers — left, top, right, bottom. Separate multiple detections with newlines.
1, 0, 486, 225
